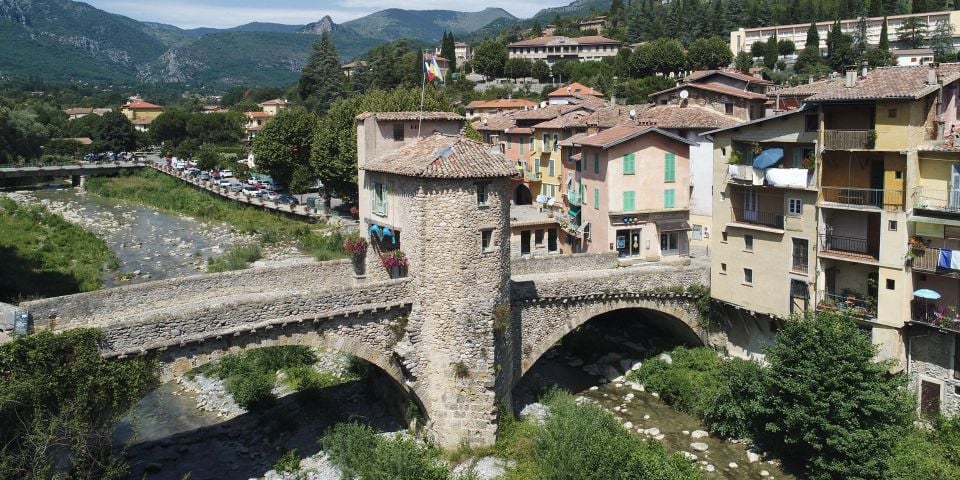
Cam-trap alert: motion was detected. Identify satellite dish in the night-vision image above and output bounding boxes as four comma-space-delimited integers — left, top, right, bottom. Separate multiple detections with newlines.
679, 90, 689, 99
629, 109, 637, 118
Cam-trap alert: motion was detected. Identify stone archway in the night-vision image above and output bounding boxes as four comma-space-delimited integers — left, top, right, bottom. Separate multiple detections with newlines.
513, 296, 707, 388
514, 184, 533, 205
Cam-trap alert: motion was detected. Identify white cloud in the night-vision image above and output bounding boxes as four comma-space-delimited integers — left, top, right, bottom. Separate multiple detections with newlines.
84, 0, 566, 29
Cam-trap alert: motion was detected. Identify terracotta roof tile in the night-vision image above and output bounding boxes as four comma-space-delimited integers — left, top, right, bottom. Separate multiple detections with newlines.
572, 125, 695, 149
771, 78, 845, 97
355, 111, 464, 121
512, 104, 584, 121
651, 82, 768, 100
466, 99, 537, 109
548, 82, 603, 97
258, 98, 288, 105
806, 64, 960, 102
684, 70, 773, 85
635, 105, 742, 129
471, 115, 516, 131
122, 101, 162, 109
364, 134, 515, 178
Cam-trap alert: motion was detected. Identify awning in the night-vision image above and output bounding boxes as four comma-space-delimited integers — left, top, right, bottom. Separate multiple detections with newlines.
657, 220, 691, 232
752, 148, 784, 169
568, 206, 581, 218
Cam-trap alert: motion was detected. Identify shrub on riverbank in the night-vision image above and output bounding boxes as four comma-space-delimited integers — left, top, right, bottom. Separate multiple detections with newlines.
321, 422, 451, 480
0, 197, 118, 302
498, 390, 700, 480
206, 244, 262, 272
85, 170, 346, 261
0, 329, 158, 479
885, 415, 960, 479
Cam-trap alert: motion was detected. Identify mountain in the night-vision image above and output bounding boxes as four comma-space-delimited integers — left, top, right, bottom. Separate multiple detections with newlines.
0, 0, 515, 87
340, 7, 515, 43
531, 0, 612, 21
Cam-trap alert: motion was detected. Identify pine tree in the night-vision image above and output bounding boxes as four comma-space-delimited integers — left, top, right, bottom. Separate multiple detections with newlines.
724, 0, 745, 32
441, 31, 457, 74
806, 21, 820, 50
879, 16, 890, 51
854, 8, 869, 56
930, 19, 956, 61
897, 17, 929, 48
297, 32, 343, 114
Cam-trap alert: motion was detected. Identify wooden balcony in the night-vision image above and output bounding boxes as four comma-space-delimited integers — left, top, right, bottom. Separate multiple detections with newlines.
823, 129, 874, 150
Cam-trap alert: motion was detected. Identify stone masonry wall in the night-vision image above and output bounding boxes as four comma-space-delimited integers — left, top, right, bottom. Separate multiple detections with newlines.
23, 260, 355, 328
511, 263, 709, 301
908, 329, 960, 417
510, 252, 618, 276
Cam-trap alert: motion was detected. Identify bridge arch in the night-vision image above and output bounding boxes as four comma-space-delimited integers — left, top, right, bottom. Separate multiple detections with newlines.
513, 294, 707, 386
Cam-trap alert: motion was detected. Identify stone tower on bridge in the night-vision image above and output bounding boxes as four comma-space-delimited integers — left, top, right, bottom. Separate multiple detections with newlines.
355, 111, 516, 446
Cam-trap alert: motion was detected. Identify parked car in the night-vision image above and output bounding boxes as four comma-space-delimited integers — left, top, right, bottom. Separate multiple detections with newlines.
264, 191, 280, 201
241, 185, 261, 196
228, 182, 243, 192
276, 194, 299, 205
220, 169, 234, 178
198, 172, 211, 181
216, 178, 233, 187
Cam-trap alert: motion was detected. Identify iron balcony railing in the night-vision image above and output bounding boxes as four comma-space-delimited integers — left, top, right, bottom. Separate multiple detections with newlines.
820, 186, 904, 210
524, 169, 542, 181
912, 186, 960, 214
791, 254, 809, 274
909, 246, 960, 276
819, 234, 878, 259
816, 291, 878, 319
730, 206, 784, 229
910, 300, 960, 333
823, 129, 874, 150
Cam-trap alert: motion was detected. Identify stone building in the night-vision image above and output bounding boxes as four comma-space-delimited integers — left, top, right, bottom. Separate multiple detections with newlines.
356, 111, 516, 446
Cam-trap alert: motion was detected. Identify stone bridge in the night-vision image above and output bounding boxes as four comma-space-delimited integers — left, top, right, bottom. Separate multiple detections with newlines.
0, 161, 143, 182
19, 253, 714, 448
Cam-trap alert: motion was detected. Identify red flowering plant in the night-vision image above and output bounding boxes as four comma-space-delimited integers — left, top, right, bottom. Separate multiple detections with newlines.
380, 250, 408, 269
343, 234, 368, 257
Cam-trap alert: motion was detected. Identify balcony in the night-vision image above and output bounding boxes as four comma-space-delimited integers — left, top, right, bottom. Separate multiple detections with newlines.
730, 206, 784, 229
567, 191, 582, 207
910, 246, 960, 278
816, 290, 877, 319
823, 129, 875, 150
524, 170, 542, 181
820, 186, 904, 210
910, 300, 960, 333
819, 234, 879, 262
912, 186, 960, 214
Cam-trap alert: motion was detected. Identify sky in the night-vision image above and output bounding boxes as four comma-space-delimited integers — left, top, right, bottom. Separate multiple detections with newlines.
83, 0, 570, 29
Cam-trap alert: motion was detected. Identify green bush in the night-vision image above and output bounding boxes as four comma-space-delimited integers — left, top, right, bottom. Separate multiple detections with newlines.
228, 370, 275, 409
321, 422, 450, 480
207, 244, 262, 272
274, 449, 301, 474
629, 347, 723, 414
885, 427, 960, 479
701, 358, 766, 439
282, 364, 342, 392
198, 346, 318, 409
0, 329, 158, 479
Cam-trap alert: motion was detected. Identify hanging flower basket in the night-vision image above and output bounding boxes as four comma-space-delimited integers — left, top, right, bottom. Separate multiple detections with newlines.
381, 250, 408, 278
343, 235, 368, 274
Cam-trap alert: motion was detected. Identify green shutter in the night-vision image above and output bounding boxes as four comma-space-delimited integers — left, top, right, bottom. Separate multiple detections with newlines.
664, 189, 675, 209
580, 182, 585, 200
594, 152, 600, 173
549, 159, 555, 177
594, 187, 600, 209
624, 153, 635, 175
664, 152, 676, 183
623, 191, 635, 211
530, 136, 534, 152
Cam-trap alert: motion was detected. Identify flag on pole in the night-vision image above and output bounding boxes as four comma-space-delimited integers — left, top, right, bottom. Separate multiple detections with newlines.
430, 55, 444, 82
424, 55, 443, 82
424, 61, 436, 82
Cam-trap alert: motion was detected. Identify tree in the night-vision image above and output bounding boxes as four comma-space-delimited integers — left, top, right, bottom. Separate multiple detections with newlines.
531, 60, 551, 82
149, 110, 189, 146
930, 19, 956, 61
440, 31, 457, 74
298, 32, 343, 114
777, 39, 796, 56
0, 107, 49, 163
472, 40, 508, 79
897, 17, 929, 48
686, 36, 734, 70
756, 312, 913, 479
503, 58, 532, 79
879, 16, 890, 51
734, 51, 754, 73
252, 106, 318, 187
530, 20, 543, 38
194, 144, 221, 171
827, 20, 856, 72
609, 0, 625, 17
854, 11, 870, 56
763, 35, 779, 69
630, 38, 685, 76
93, 111, 136, 152
288, 163, 315, 204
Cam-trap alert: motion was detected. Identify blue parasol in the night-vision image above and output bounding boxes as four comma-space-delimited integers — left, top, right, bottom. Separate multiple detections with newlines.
914, 289, 942, 300
752, 148, 784, 169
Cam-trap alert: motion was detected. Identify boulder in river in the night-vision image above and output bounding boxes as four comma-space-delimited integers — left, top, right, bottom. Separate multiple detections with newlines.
690, 442, 709, 452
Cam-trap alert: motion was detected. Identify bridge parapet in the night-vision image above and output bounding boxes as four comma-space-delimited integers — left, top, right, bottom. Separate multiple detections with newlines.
510, 263, 710, 301
510, 252, 619, 277
22, 260, 355, 329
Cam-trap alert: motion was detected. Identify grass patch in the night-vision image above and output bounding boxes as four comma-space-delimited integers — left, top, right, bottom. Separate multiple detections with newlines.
0, 197, 118, 302
627, 346, 724, 415
207, 244, 262, 272
85, 169, 346, 260
321, 422, 452, 480
274, 449, 301, 474
196, 346, 317, 409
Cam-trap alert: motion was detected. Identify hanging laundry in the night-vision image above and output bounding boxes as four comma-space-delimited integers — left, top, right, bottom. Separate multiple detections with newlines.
940, 248, 954, 269
951, 250, 960, 270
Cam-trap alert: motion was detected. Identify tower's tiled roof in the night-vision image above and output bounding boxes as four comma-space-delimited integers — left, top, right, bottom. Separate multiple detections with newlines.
364, 134, 515, 179
355, 111, 464, 121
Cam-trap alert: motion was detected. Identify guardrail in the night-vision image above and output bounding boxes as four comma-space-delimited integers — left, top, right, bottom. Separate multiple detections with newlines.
821, 186, 903, 210
912, 186, 960, 213
816, 290, 877, 319
730, 206, 784, 229
819, 234, 878, 259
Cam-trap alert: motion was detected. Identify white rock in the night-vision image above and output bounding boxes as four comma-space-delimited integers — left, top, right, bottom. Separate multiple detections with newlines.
568, 358, 584, 367
682, 430, 690, 435
690, 442, 709, 452
622, 421, 633, 430
728, 462, 738, 469
643, 414, 650, 420
658, 353, 673, 364
651, 392, 660, 398
654, 434, 665, 440
705, 464, 715, 472
747, 451, 761, 463
630, 361, 643, 371
589, 386, 599, 391
680, 452, 698, 461
690, 430, 709, 439
645, 427, 661, 436
760, 470, 770, 477
614, 383, 624, 388
624, 393, 634, 400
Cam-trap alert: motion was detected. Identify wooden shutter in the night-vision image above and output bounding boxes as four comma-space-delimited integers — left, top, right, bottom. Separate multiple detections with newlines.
623, 191, 635, 211
664, 189, 675, 209
624, 153, 635, 174
664, 152, 676, 183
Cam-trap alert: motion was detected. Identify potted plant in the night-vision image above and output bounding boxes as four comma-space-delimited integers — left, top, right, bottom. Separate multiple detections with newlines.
349, 206, 359, 219
343, 234, 368, 275
381, 250, 408, 278
908, 236, 927, 261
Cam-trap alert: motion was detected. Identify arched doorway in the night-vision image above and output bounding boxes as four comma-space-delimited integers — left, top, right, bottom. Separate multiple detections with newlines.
514, 184, 533, 205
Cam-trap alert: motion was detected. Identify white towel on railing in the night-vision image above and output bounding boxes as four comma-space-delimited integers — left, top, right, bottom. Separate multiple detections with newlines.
951, 250, 960, 270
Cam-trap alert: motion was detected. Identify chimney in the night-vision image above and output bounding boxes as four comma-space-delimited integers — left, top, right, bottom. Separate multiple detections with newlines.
927, 63, 939, 85
845, 68, 857, 88
860, 60, 868, 79
808, 75, 814, 85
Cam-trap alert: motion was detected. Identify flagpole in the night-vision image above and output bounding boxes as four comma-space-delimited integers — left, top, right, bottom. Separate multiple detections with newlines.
418, 49, 427, 139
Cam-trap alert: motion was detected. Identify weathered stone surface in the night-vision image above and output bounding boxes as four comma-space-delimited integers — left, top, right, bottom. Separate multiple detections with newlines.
691, 442, 709, 452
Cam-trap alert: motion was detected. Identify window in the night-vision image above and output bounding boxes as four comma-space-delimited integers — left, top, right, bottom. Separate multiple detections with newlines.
520, 230, 531, 255
788, 198, 803, 215
664, 189, 675, 208
507, 135, 512, 149
744, 234, 754, 250
889, 220, 898, 231
805, 114, 818, 132
594, 152, 600, 173
548, 229, 558, 252
623, 153, 635, 175
393, 123, 404, 141
792, 238, 809, 273
542, 134, 549, 151
954, 337, 960, 380
744, 268, 753, 284
575, 160, 582, 172
476, 183, 488, 206
530, 136, 535, 152
886, 278, 895, 290
725, 103, 734, 115
888, 108, 898, 118
553, 134, 559, 152
660, 232, 679, 254
481, 229, 494, 252
535, 229, 545, 245
692, 224, 702, 240
519, 137, 524, 154
664, 152, 676, 183
720, 262, 727, 273
372, 182, 388, 215
623, 191, 635, 211
549, 159, 555, 177
594, 187, 600, 209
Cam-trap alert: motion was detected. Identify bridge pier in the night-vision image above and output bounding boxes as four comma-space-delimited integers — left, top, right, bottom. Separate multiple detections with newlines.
70, 175, 86, 188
